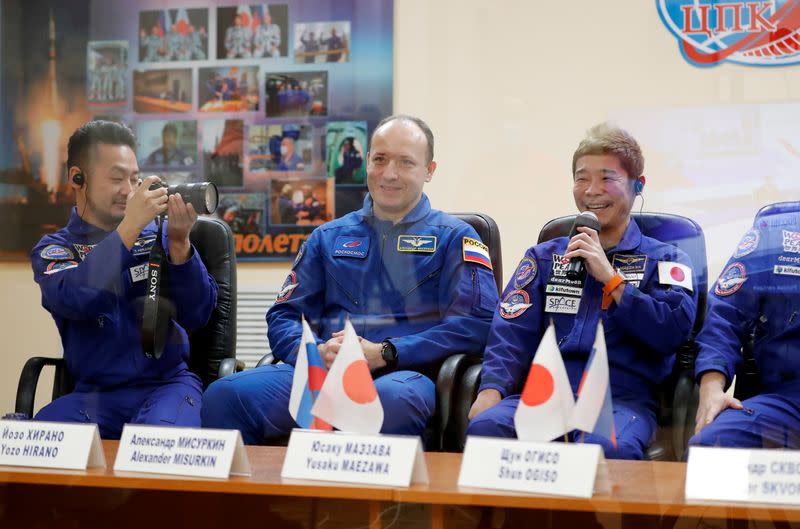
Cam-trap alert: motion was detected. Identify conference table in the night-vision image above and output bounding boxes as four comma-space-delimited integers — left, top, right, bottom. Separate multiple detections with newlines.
0, 442, 798, 528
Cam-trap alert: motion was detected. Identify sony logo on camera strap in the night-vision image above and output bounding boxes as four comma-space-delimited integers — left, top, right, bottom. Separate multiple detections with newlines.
141, 216, 175, 360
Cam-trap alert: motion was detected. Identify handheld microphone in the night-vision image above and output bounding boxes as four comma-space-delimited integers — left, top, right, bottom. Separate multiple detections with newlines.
566, 211, 601, 280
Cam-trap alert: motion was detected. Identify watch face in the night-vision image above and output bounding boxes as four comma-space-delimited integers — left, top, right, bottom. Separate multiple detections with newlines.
382, 342, 396, 362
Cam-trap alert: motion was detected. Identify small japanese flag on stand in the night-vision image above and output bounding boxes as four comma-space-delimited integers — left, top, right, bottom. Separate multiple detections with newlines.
311, 320, 384, 434
514, 323, 575, 442
657, 261, 693, 291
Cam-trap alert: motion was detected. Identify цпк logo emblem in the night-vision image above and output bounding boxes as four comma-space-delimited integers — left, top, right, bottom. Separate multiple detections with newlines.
657, 1, 800, 67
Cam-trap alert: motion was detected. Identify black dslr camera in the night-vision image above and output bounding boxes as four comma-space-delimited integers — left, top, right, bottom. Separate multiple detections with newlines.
149, 181, 219, 215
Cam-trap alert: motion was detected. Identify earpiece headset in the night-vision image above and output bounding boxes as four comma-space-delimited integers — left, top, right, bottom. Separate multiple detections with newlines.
633, 178, 644, 194
73, 172, 85, 186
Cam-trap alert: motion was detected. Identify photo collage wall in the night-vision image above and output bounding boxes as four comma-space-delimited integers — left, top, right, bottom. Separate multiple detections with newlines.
0, 0, 393, 260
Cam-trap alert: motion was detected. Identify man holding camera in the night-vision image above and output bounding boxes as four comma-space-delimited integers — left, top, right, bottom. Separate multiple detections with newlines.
30, 120, 218, 438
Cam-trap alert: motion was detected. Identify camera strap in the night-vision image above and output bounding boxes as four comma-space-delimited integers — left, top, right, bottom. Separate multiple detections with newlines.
141, 216, 175, 359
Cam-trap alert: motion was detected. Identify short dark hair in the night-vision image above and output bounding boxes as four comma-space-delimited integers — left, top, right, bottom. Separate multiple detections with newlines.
162, 123, 178, 137
368, 114, 434, 163
67, 120, 137, 171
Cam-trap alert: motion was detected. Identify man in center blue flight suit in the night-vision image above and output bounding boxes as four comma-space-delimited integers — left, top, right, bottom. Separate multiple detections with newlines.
30, 120, 218, 439
202, 115, 498, 443
690, 210, 800, 449
467, 123, 698, 459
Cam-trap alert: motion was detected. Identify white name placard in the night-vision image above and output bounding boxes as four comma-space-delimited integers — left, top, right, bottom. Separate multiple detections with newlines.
686, 446, 800, 505
458, 436, 609, 498
114, 425, 250, 479
0, 420, 105, 470
281, 429, 429, 487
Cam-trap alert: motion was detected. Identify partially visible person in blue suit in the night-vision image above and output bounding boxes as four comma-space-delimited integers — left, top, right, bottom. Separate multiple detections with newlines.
31, 120, 218, 439
690, 211, 800, 449
202, 115, 498, 443
467, 123, 698, 460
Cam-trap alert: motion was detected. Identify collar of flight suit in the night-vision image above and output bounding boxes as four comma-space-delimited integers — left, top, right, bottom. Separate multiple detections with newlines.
358, 192, 432, 226
66, 206, 114, 237
604, 216, 643, 255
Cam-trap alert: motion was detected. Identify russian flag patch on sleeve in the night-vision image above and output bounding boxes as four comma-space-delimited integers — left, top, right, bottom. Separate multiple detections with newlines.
462, 237, 492, 270
657, 261, 693, 291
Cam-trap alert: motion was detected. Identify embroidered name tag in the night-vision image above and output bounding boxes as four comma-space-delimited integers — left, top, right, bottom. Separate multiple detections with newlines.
397, 235, 437, 253
132, 235, 157, 257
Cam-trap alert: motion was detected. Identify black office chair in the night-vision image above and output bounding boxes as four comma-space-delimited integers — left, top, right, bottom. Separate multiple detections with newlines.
433, 213, 503, 451
256, 212, 503, 451
15, 216, 239, 417
453, 212, 708, 460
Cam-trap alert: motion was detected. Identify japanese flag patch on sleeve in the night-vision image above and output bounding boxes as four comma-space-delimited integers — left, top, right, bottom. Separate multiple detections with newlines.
462, 237, 492, 270
657, 261, 693, 291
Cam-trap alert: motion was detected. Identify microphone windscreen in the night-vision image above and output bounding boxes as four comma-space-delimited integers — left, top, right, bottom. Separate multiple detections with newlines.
569, 211, 601, 236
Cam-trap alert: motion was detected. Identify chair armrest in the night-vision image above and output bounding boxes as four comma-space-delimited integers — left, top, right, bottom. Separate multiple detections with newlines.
256, 352, 276, 368
15, 357, 66, 417
451, 362, 484, 452
672, 340, 700, 461
672, 371, 699, 461
435, 353, 482, 451
218, 358, 246, 379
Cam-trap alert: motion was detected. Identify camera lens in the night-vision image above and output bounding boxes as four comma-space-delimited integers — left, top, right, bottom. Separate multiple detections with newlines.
202, 183, 219, 215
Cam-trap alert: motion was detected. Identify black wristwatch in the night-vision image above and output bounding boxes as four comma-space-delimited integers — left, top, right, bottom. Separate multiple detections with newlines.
380, 339, 398, 369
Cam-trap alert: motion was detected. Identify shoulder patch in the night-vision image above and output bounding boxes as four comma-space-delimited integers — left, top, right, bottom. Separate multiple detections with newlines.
73, 243, 97, 261
397, 235, 437, 253
292, 242, 306, 269
715, 262, 747, 297
733, 229, 759, 258
499, 290, 531, 319
44, 260, 79, 275
462, 237, 492, 270
333, 236, 368, 258
276, 272, 298, 303
40, 244, 74, 261
657, 261, 693, 292
513, 257, 537, 289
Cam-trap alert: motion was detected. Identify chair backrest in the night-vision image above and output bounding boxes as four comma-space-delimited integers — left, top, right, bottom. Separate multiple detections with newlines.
754, 201, 800, 221
450, 212, 503, 294
186, 216, 237, 388
537, 212, 708, 335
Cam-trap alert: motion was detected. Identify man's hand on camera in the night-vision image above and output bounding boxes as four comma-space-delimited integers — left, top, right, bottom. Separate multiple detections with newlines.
117, 175, 168, 250
166, 193, 197, 265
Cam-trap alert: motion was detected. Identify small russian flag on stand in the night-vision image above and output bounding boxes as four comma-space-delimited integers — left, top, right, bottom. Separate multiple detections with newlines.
288, 317, 332, 431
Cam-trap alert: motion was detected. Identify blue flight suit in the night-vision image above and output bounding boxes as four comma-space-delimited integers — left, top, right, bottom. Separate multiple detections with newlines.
690, 214, 800, 449
468, 220, 697, 459
202, 194, 498, 443
31, 208, 218, 439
